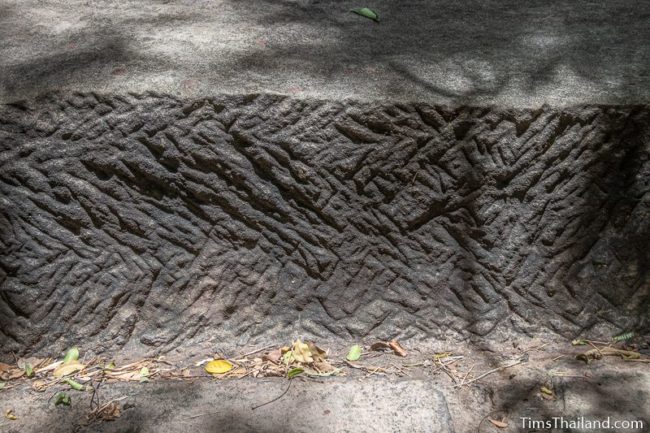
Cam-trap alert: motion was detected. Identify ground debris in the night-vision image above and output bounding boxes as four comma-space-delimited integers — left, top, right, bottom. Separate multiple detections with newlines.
576, 346, 642, 364
370, 339, 408, 357
5, 408, 17, 420
488, 417, 508, 428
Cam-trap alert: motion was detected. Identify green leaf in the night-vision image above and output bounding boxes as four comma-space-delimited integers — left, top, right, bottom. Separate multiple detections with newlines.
104, 362, 115, 370
346, 344, 362, 361
571, 339, 587, 346
139, 367, 150, 383
287, 367, 304, 379
64, 378, 85, 391
351, 7, 379, 22
281, 350, 294, 365
612, 332, 634, 342
63, 347, 80, 364
54, 392, 71, 406
0, 382, 6, 390
24, 363, 34, 378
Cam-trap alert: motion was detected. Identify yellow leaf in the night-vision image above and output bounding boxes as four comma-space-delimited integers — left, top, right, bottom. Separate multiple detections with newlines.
205, 359, 234, 375
540, 386, 554, 396
434, 352, 453, 360
5, 409, 17, 420
53, 362, 85, 378
292, 340, 313, 364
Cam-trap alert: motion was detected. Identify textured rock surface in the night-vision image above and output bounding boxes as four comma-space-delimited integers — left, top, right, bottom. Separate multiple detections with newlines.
1, 93, 649, 356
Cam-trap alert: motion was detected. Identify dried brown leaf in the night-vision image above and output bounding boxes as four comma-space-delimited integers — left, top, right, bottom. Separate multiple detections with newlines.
306, 341, 327, 362
313, 360, 336, 373
0, 368, 24, 381
226, 367, 248, 378
263, 349, 282, 364
488, 418, 508, 428
31, 379, 49, 392
370, 341, 391, 352
17, 357, 47, 370
92, 402, 121, 421
388, 340, 407, 357
371, 340, 407, 357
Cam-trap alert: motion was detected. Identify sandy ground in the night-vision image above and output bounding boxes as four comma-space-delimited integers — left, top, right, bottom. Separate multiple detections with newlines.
1, 338, 648, 432
1, 0, 649, 106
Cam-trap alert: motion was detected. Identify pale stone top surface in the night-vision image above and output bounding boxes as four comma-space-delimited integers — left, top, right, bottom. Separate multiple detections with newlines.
1, 0, 649, 106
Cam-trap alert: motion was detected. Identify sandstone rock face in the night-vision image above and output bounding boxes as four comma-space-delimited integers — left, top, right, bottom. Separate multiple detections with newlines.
0, 93, 648, 356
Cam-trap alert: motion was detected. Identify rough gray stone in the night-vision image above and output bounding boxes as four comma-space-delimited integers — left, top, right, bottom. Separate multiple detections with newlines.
0, 93, 649, 356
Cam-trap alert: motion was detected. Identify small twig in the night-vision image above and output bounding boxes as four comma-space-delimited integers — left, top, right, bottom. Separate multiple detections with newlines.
364, 367, 386, 377
391, 364, 410, 377
455, 358, 525, 388
344, 361, 388, 374
251, 380, 293, 410
459, 364, 475, 387
523, 342, 549, 353
548, 371, 591, 379
587, 340, 604, 357
436, 359, 459, 384
477, 411, 508, 433
579, 339, 611, 346
403, 362, 426, 368
90, 371, 105, 411
440, 368, 458, 383
430, 357, 462, 374
239, 344, 276, 358
107, 360, 153, 372
94, 396, 127, 413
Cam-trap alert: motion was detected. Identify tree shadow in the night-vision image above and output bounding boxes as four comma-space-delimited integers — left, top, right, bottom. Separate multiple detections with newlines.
1, 0, 648, 104
218, 0, 649, 104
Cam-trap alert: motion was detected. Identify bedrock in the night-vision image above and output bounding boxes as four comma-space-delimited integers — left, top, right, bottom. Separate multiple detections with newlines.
0, 93, 648, 356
